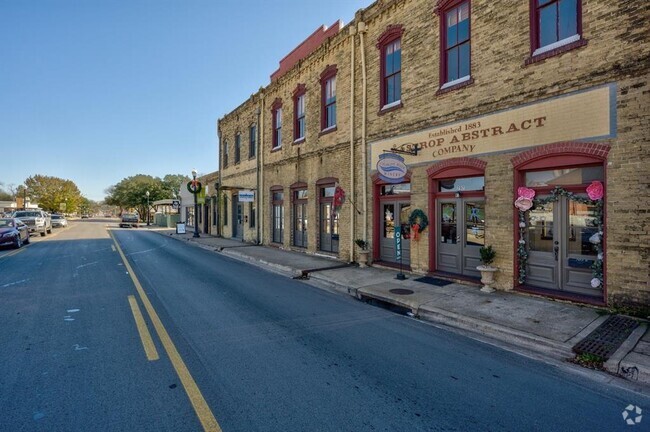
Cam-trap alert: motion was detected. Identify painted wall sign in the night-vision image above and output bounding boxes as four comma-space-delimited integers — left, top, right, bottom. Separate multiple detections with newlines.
377, 153, 408, 183
370, 84, 616, 168
238, 190, 255, 202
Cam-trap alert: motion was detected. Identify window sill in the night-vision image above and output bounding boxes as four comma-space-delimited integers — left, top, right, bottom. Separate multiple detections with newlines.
525, 38, 588, 66
319, 126, 337, 136
293, 137, 305, 145
271, 146, 282, 153
248, 155, 256, 160
378, 100, 403, 116
436, 77, 474, 96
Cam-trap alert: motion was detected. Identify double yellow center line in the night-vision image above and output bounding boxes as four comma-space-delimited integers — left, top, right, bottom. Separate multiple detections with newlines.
109, 230, 222, 432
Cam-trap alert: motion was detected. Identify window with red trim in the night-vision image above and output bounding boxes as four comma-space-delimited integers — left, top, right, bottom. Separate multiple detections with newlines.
440, 1, 470, 88
530, 0, 581, 55
377, 26, 403, 109
271, 99, 282, 149
320, 66, 337, 131
293, 84, 306, 141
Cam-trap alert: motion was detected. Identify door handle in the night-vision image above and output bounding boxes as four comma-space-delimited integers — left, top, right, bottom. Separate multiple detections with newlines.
553, 246, 559, 261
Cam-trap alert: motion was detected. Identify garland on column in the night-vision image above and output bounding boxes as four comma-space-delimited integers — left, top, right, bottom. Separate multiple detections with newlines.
515, 181, 604, 287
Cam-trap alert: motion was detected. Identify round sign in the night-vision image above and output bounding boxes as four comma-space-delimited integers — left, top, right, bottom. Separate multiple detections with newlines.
377, 153, 407, 183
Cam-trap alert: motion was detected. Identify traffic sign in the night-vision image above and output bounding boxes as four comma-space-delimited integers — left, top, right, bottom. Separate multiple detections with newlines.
172, 200, 180, 209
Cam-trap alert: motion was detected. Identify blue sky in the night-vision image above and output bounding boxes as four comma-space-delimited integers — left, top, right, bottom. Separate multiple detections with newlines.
0, 0, 369, 201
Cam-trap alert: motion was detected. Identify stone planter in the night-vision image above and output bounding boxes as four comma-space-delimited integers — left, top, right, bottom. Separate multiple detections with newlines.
358, 250, 370, 268
476, 265, 498, 293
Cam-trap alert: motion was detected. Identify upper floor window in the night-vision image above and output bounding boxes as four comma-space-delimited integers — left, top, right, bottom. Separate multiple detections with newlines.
531, 0, 581, 56
249, 124, 256, 158
271, 99, 282, 149
223, 139, 229, 168
440, 1, 470, 89
293, 84, 306, 142
234, 133, 241, 164
320, 66, 337, 132
377, 25, 404, 110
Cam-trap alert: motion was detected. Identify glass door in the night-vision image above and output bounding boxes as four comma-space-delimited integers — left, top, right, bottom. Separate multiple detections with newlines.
379, 201, 411, 265
526, 197, 600, 296
319, 203, 339, 253
437, 198, 483, 277
293, 202, 307, 248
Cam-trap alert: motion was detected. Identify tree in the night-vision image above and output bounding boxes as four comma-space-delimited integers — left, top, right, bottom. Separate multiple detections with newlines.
162, 174, 190, 198
0, 182, 15, 201
24, 175, 82, 213
104, 174, 171, 221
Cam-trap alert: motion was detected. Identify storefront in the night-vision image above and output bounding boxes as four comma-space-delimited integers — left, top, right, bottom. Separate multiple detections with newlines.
370, 84, 616, 303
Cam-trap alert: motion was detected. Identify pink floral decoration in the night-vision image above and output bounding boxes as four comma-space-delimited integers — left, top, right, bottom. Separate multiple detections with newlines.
517, 187, 536, 200
586, 181, 604, 200
514, 197, 533, 212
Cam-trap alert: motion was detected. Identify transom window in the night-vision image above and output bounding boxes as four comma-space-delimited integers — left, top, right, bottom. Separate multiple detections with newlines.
438, 176, 484, 192
525, 166, 603, 187
272, 191, 284, 201
322, 186, 335, 197
295, 190, 308, 200
380, 183, 411, 195
442, 1, 470, 86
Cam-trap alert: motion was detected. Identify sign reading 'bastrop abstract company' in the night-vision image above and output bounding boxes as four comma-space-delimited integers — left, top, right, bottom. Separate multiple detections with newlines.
370, 84, 616, 168
377, 153, 408, 183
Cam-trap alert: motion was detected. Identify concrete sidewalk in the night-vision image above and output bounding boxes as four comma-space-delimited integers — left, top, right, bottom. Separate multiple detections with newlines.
146, 226, 649, 389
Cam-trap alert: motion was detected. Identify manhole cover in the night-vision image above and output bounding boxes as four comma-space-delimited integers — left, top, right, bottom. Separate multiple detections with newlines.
389, 288, 414, 295
573, 316, 639, 360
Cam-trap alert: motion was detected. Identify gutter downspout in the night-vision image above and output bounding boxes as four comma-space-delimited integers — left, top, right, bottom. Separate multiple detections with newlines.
358, 21, 368, 244
349, 25, 357, 263
217, 125, 222, 237
255, 88, 264, 244
256, 101, 262, 244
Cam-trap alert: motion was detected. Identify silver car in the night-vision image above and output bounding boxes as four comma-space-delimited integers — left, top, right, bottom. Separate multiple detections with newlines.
51, 214, 68, 228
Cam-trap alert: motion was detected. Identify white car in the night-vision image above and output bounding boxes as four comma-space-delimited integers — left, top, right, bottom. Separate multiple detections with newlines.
51, 214, 68, 228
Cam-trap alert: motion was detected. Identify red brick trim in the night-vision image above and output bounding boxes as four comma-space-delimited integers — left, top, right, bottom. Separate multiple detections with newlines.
270, 185, 284, 192
426, 157, 487, 178
316, 177, 338, 186
376, 25, 404, 49
290, 181, 308, 190
292, 83, 306, 97
510, 142, 610, 168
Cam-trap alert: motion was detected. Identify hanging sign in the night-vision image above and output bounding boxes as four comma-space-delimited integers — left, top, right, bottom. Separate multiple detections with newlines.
238, 190, 254, 202
377, 153, 408, 183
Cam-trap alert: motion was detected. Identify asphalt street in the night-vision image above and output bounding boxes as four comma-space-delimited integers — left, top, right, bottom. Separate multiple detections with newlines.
0, 220, 648, 432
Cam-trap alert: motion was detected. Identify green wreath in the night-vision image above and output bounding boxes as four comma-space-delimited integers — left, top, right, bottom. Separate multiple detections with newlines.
187, 180, 202, 194
408, 209, 429, 232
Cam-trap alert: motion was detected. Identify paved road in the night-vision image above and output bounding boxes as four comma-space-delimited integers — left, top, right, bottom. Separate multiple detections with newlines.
0, 220, 647, 431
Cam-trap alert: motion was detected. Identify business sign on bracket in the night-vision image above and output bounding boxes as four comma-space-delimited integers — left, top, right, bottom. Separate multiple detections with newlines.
376, 153, 408, 184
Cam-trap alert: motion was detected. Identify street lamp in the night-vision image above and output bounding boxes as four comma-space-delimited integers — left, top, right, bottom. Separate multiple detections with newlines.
191, 169, 200, 238
145, 191, 150, 226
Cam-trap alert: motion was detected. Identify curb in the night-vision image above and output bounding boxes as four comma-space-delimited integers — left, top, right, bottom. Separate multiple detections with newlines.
604, 323, 649, 385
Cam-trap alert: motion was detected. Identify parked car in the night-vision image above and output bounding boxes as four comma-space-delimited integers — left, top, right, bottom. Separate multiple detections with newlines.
0, 218, 30, 248
120, 213, 139, 228
13, 210, 51, 236
51, 214, 68, 228
81, 214, 90, 219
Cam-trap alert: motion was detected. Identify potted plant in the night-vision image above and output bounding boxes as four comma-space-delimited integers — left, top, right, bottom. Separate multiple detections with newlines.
355, 239, 370, 268
477, 245, 498, 293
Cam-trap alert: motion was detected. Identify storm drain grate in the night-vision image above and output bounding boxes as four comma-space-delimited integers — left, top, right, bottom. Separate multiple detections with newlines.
389, 288, 415, 295
413, 276, 453, 287
572, 316, 639, 360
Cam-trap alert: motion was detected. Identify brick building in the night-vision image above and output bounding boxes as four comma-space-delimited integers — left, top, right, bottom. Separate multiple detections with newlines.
217, 0, 649, 310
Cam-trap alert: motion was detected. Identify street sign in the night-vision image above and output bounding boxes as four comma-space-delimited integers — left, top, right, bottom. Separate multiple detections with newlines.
238, 190, 254, 202
59, 202, 67, 211
171, 200, 180, 209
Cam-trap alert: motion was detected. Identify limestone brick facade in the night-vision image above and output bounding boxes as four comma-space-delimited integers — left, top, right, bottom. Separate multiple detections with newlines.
218, 0, 649, 310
